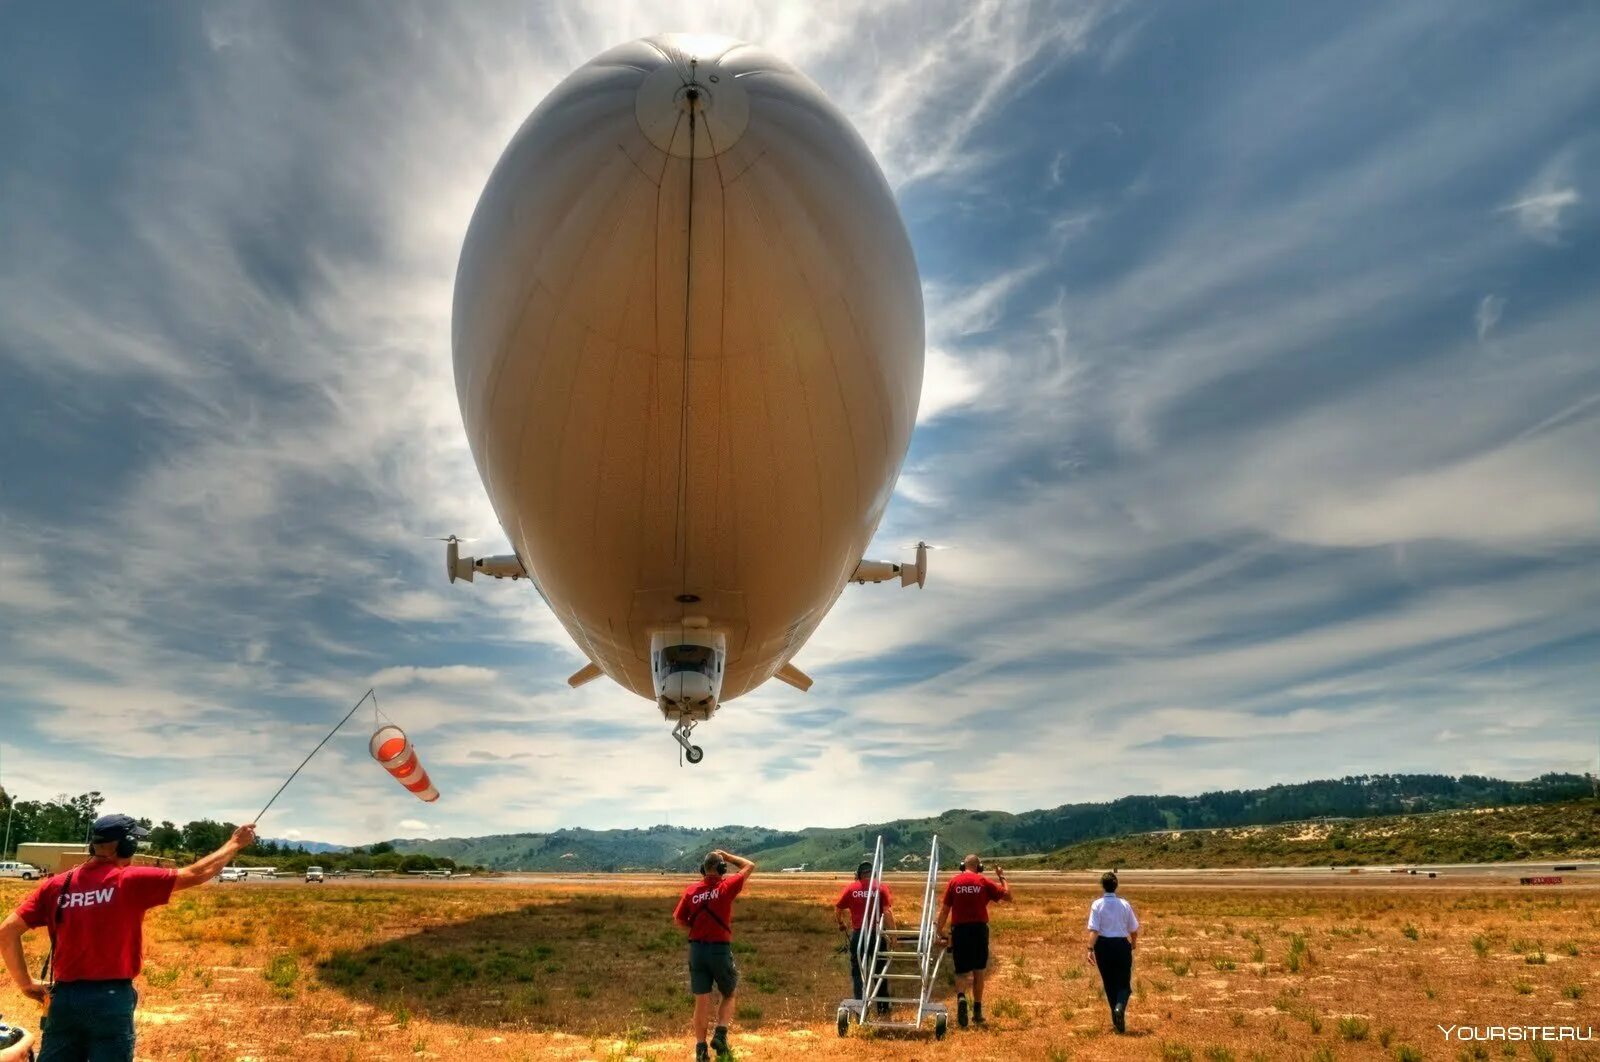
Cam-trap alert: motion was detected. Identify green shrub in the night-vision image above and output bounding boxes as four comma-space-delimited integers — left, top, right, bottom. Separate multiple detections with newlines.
1339, 1016, 1370, 1041
263, 954, 299, 995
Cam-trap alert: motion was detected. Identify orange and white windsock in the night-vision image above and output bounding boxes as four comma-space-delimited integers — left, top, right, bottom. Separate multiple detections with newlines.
369, 725, 440, 803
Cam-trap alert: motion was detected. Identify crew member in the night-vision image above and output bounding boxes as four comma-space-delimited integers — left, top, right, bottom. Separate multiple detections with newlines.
1086, 870, 1139, 1033
834, 861, 895, 1012
934, 853, 1010, 1029
672, 849, 755, 1062
0, 814, 257, 1062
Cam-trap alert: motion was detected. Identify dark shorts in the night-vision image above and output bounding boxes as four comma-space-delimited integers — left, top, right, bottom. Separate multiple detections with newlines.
688, 941, 739, 996
39, 980, 137, 1062
950, 922, 990, 974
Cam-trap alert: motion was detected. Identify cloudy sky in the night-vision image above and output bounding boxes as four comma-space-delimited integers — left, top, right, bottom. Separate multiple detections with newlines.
1, 2, 1596, 845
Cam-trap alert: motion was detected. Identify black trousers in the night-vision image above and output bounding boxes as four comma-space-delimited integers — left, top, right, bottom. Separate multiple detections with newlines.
848, 929, 886, 1002
1094, 936, 1133, 1014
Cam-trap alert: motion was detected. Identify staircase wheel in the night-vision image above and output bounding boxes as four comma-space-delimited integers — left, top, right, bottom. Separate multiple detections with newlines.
935, 1012, 948, 1040
837, 1008, 850, 1037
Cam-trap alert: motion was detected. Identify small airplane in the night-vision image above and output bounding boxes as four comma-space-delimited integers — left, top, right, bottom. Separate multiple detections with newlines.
446, 34, 929, 765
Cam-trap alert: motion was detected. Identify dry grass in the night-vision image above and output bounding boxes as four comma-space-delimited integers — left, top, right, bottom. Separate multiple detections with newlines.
2, 874, 1598, 1060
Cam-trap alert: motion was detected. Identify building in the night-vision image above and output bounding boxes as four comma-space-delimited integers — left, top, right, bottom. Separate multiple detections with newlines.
15, 842, 175, 874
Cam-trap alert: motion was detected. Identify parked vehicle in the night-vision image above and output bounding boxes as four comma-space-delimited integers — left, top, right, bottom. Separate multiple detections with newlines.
0, 862, 40, 881
305, 866, 325, 883
219, 867, 247, 882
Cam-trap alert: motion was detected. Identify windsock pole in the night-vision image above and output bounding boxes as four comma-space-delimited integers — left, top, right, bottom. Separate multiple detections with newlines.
255, 688, 375, 823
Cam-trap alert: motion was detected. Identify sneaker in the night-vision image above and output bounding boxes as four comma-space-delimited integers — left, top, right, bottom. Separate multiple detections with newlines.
956, 996, 968, 1029
710, 1028, 730, 1058
696, 1043, 711, 1061
1112, 1002, 1126, 1034
876, 1001, 890, 1016
972, 1003, 985, 1026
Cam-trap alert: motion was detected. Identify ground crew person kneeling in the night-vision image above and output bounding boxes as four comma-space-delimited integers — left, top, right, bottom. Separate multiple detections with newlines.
673, 849, 755, 1062
935, 854, 1010, 1029
0, 814, 256, 1062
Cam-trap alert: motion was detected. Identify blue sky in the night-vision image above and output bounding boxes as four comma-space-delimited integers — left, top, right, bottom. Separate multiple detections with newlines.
1, 2, 1596, 845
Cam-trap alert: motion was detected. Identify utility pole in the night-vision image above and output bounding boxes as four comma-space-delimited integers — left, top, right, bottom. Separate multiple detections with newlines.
1, 743, 13, 861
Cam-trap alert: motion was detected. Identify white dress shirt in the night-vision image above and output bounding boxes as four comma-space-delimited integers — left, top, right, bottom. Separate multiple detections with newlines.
1088, 893, 1139, 938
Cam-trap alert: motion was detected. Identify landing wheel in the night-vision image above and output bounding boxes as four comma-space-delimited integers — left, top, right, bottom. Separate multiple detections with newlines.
935, 1012, 948, 1040
837, 1008, 850, 1037
686, 745, 705, 764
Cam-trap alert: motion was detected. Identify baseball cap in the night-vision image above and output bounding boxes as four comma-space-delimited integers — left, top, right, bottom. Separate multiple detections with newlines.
90, 814, 151, 843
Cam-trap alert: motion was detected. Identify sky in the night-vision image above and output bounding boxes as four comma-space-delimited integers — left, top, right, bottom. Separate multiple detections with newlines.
1, 2, 1596, 846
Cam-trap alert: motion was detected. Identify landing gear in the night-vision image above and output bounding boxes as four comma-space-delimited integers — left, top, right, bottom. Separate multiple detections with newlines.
836, 1008, 850, 1037
672, 718, 704, 764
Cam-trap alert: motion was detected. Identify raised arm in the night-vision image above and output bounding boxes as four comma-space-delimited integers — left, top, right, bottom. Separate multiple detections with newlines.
175, 823, 257, 891
0, 912, 46, 1002
716, 849, 755, 879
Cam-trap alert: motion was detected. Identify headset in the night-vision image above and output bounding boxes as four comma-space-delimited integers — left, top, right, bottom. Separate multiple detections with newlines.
87, 828, 139, 860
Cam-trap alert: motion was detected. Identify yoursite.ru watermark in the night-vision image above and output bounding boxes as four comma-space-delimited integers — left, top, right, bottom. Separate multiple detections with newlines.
1439, 1025, 1594, 1042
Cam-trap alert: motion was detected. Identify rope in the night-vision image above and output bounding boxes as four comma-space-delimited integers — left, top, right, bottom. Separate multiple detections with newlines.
255, 688, 375, 823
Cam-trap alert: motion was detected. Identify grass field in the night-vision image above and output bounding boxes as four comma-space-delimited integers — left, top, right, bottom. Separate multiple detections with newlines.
2, 874, 1597, 1060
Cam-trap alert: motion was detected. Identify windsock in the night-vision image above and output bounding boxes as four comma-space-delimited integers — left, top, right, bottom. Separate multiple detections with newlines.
369, 725, 439, 803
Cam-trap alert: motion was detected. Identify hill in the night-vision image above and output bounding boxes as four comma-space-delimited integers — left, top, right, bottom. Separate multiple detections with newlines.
390, 772, 1593, 871
1012, 798, 1600, 869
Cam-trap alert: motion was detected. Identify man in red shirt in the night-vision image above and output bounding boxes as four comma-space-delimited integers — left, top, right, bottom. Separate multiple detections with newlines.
0, 813, 256, 1062
934, 853, 1011, 1029
833, 860, 895, 1012
672, 848, 755, 1062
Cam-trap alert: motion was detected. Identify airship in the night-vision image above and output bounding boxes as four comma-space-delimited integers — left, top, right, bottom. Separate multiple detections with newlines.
447, 34, 927, 762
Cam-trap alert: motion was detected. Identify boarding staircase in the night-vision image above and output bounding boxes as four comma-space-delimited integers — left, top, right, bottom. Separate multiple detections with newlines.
836, 833, 948, 1040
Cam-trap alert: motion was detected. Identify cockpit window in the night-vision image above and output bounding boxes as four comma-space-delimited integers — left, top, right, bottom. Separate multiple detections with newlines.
660, 644, 714, 674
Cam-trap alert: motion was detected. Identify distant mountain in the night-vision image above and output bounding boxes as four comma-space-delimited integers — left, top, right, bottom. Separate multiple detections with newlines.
263, 838, 348, 854
389, 772, 1592, 872
1013, 798, 1600, 869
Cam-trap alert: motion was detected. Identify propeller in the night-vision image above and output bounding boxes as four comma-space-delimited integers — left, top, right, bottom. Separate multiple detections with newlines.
897, 541, 954, 550
426, 534, 479, 543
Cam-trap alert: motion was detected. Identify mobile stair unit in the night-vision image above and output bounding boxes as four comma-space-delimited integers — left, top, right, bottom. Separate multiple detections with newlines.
837, 833, 948, 1040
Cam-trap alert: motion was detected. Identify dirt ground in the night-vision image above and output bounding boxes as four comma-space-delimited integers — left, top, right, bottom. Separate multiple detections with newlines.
1, 871, 1596, 1061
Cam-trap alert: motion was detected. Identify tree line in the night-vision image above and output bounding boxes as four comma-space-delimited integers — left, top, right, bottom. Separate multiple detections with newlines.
0, 790, 482, 874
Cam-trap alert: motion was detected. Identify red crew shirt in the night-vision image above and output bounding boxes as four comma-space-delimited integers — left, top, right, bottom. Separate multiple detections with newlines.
942, 870, 1007, 925
16, 862, 177, 981
835, 881, 892, 931
673, 871, 748, 943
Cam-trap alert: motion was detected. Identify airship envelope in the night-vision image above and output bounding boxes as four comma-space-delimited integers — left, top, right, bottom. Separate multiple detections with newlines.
369, 724, 440, 803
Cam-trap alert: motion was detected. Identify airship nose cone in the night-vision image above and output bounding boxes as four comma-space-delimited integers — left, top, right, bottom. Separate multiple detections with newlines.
635, 35, 750, 159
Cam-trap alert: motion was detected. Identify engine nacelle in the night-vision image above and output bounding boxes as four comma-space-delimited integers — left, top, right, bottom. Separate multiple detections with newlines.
849, 543, 928, 588
446, 536, 528, 583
